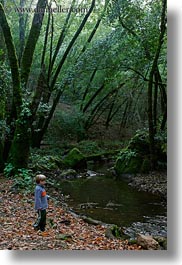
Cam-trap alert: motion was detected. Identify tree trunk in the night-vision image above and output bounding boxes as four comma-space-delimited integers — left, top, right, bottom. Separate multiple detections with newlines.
80, 67, 98, 111
50, 0, 96, 90
49, 0, 76, 75
18, 0, 26, 64
31, 88, 62, 148
21, 0, 47, 86
32, 0, 96, 147
147, 0, 167, 169
0, 4, 32, 170
79, 0, 109, 55
156, 68, 167, 130
9, 116, 31, 169
0, 85, 5, 171
153, 72, 158, 134
0, 2, 47, 170
0, 25, 5, 61
0, 3, 5, 171
0, 4, 22, 115
160, 108, 167, 131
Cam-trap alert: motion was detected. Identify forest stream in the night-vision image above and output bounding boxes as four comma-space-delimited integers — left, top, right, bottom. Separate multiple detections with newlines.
60, 163, 167, 239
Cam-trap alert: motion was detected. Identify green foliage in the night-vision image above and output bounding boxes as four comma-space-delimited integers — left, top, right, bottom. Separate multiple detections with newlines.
154, 130, 167, 149
131, 128, 167, 158
48, 107, 87, 142
0, 0, 167, 172
29, 153, 62, 171
0, 49, 3, 56
3, 162, 15, 177
128, 128, 150, 155
111, 225, 121, 238
14, 168, 34, 190
115, 128, 167, 175
118, 149, 137, 162
19, 99, 32, 119
4, 163, 34, 191
111, 225, 130, 239
0, 62, 12, 92
115, 150, 143, 175
75, 140, 101, 155
36, 103, 51, 119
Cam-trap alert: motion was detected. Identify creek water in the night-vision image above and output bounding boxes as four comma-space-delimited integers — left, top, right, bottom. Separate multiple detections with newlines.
60, 165, 167, 238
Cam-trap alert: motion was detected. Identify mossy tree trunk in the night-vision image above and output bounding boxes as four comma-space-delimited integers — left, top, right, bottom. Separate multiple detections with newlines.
18, 0, 26, 64
0, 3, 27, 170
9, 113, 31, 169
0, 4, 22, 115
0, 25, 5, 61
0, 4, 5, 171
0, 86, 5, 171
0, 1, 46, 170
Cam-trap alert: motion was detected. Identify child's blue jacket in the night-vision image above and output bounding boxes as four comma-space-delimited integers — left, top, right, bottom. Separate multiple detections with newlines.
34, 184, 48, 210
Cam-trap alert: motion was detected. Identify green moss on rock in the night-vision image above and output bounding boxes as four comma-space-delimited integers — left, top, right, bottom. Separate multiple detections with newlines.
115, 153, 143, 175
63, 148, 86, 168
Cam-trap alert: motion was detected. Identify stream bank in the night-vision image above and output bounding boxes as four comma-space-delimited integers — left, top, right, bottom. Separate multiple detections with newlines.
118, 171, 167, 199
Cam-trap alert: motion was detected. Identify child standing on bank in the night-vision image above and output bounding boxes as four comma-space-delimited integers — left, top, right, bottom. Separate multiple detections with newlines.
33, 174, 49, 232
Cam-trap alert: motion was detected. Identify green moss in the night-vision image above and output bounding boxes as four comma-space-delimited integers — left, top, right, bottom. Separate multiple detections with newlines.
0, 4, 22, 114
115, 129, 166, 175
9, 116, 30, 169
115, 153, 143, 175
127, 131, 150, 155
63, 148, 86, 168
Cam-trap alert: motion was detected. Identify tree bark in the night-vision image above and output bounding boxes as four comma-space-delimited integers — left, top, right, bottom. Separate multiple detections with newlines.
0, 25, 5, 61
9, 115, 31, 169
0, 2, 47, 170
0, 4, 22, 115
153, 72, 158, 134
147, 0, 167, 168
0, 4, 31, 169
18, 0, 26, 64
0, 84, 5, 171
21, 0, 47, 86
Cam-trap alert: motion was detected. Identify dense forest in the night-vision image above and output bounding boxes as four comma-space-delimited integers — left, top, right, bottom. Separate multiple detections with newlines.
0, 0, 167, 250
0, 0, 167, 173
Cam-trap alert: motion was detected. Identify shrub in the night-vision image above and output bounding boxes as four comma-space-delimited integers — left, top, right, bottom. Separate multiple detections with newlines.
4, 163, 34, 192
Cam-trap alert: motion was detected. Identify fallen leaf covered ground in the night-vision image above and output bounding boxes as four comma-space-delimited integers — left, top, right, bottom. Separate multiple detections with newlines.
0, 175, 142, 250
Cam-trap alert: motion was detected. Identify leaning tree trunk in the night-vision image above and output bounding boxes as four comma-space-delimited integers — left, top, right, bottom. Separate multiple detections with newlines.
21, 0, 47, 86
31, 0, 96, 148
